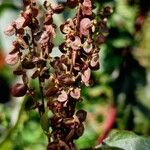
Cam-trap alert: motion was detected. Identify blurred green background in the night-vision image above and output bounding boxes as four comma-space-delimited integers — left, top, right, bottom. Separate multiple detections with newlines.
0, 0, 150, 149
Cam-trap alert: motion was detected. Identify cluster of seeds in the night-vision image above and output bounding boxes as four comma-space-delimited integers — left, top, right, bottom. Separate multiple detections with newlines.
4, 0, 111, 149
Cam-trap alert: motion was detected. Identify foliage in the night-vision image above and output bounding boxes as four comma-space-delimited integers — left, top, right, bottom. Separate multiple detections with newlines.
101, 130, 150, 150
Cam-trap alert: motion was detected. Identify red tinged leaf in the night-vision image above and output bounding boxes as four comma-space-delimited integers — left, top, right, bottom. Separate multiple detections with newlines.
11, 83, 27, 97
5, 52, 19, 65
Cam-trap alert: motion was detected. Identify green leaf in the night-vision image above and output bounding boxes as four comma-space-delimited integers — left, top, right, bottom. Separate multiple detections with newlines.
102, 130, 150, 150
95, 145, 124, 150
40, 111, 50, 132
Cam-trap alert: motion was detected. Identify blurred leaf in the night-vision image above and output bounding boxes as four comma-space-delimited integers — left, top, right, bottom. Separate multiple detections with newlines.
40, 110, 50, 132
0, 3, 19, 14
102, 130, 150, 150
0, 140, 12, 150
24, 97, 35, 111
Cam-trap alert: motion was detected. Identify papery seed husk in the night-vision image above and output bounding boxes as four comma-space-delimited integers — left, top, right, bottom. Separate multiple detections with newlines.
4, 25, 15, 36
80, 18, 91, 36
15, 17, 26, 29
5, 52, 19, 65
57, 90, 68, 102
70, 88, 81, 99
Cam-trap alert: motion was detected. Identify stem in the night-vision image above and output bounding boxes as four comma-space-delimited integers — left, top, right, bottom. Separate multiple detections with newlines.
30, 19, 45, 113
38, 77, 45, 113
70, 4, 81, 73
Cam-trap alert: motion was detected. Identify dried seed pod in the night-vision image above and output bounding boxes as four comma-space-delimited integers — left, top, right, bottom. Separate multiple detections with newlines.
22, 73, 28, 84
76, 110, 87, 122
17, 36, 28, 49
96, 33, 106, 44
9, 47, 19, 55
103, 6, 113, 16
99, 20, 109, 33
11, 83, 27, 97
23, 0, 30, 6
59, 42, 67, 53
74, 123, 84, 139
31, 7, 39, 17
57, 74, 75, 85
67, 0, 78, 8
47, 142, 58, 150
45, 86, 58, 97
13, 68, 25, 75
22, 58, 35, 69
